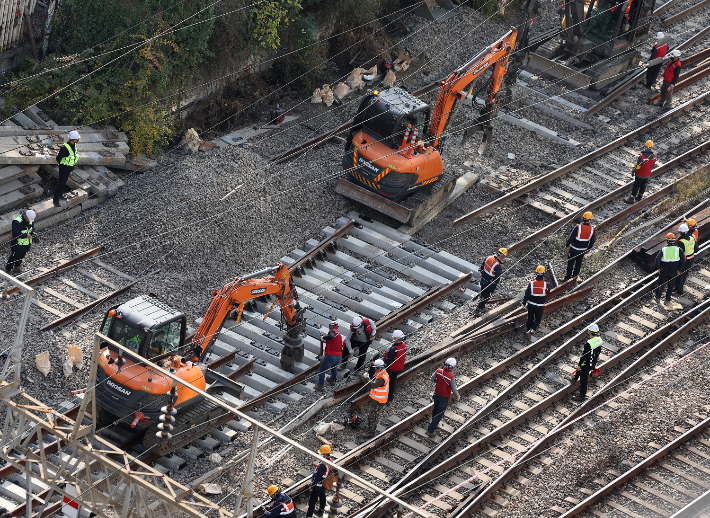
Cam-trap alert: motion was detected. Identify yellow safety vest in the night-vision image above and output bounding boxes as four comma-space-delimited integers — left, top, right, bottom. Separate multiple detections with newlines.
13, 216, 33, 246
59, 143, 79, 167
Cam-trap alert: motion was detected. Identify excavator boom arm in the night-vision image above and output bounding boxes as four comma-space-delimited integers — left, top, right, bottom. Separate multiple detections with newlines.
428, 28, 518, 148
192, 264, 301, 360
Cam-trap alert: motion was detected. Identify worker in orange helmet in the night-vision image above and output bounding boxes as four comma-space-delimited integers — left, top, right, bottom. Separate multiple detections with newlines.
685, 218, 699, 244
655, 233, 684, 306
473, 248, 507, 317
625, 141, 657, 204
522, 265, 551, 341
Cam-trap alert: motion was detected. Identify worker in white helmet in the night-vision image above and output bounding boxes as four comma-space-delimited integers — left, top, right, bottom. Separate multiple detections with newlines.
383, 330, 407, 404
54, 130, 80, 206
426, 358, 460, 437
645, 32, 668, 90
344, 315, 377, 375
570, 324, 604, 401
361, 359, 389, 438
656, 49, 682, 110
676, 223, 696, 295
5, 209, 37, 274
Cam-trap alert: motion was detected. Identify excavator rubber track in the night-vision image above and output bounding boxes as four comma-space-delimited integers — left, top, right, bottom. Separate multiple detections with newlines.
142, 398, 238, 456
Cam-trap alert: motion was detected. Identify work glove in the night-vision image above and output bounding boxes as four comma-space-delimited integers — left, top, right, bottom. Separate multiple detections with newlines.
454, 396, 461, 402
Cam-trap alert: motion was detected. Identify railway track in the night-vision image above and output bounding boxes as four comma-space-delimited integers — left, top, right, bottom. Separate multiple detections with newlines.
560, 415, 710, 517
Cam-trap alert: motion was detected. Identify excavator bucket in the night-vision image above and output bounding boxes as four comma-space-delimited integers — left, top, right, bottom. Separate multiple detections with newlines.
413, 0, 459, 22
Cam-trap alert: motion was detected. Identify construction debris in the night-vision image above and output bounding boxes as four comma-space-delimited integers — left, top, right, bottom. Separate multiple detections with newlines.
334, 82, 352, 99
199, 483, 223, 495
35, 351, 50, 376
68, 345, 83, 369
393, 53, 412, 72
184, 128, 202, 153
383, 70, 396, 88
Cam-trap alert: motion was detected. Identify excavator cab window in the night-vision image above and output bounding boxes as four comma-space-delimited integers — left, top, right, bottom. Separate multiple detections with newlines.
585, 0, 626, 43
146, 320, 183, 359
110, 319, 146, 355
396, 108, 430, 145
362, 99, 398, 146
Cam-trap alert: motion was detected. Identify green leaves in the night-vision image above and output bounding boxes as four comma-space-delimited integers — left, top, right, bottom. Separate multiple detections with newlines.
251, 0, 302, 49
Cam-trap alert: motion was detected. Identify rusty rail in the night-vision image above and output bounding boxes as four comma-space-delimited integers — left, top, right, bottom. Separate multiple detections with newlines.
648, 62, 710, 103
662, 0, 710, 25
3, 246, 104, 297
454, 88, 710, 226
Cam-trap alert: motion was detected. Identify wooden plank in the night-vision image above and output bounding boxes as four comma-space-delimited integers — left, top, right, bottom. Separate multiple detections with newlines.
75, 268, 119, 289
620, 491, 671, 517
647, 472, 700, 497
631, 481, 685, 507
608, 500, 645, 518
399, 436, 430, 454
92, 259, 135, 281
659, 462, 710, 488
31, 298, 65, 317
43, 287, 83, 309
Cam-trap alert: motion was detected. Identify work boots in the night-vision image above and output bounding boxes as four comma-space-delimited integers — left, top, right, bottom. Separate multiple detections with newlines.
314, 384, 324, 391
570, 394, 586, 402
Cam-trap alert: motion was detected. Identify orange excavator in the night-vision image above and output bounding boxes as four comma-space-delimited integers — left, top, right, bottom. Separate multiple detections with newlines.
95, 263, 305, 454
336, 27, 520, 223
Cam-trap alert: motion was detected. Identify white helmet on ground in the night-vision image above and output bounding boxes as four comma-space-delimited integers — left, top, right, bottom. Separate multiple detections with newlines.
670, 49, 681, 58
373, 359, 385, 367
445, 358, 456, 367
679, 224, 689, 232
353, 316, 363, 327
655, 31, 665, 39
392, 330, 405, 340
588, 323, 599, 332
25, 209, 36, 222
68, 130, 81, 140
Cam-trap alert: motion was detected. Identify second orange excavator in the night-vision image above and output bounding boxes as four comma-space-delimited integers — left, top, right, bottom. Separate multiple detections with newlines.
336, 26, 522, 224
95, 263, 305, 455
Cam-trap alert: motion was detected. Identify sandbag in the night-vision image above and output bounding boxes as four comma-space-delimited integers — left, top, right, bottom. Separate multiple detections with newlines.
68, 345, 83, 369
63, 355, 73, 378
35, 351, 50, 377
383, 70, 396, 88
311, 88, 323, 104
334, 82, 351, 99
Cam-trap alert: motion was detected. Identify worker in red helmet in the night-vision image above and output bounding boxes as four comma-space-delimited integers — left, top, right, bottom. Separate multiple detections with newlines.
655, 233, 685, 306
315, 322, 344, 391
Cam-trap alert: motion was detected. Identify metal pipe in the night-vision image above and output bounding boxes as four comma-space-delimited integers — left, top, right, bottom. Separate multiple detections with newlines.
240, 267, 277, 281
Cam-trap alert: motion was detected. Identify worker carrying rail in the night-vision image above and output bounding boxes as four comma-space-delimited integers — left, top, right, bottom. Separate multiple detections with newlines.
676, 223, 696, 296
569, 324, 604, 402
265, 486, 296, 518
625, 141, 656, 204
426, 358, 460, 437
655, 232, 685, 307
564, 212, 595, 281
521, 266, 551, 341
644, 32, 668, 90
473, 248, 507, 317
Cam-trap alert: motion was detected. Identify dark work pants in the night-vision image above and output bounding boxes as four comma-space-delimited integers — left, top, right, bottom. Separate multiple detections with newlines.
660, 80, 673, 108
677, 257, 693, 295
343, 340, 370, 372
306, 488, 326, 517
53, 166, 72, 202
631, 176, 648, 199
566, 248, 586, 280
573, 366, 591, 398
365, 399, 383, 435
477, 277, 497, 310
526, 305, 544, 332
386, 369, 401, 402
5, 245, 29, 272
427, 394, 450, 433
656, 269, 676, 301
645, 64, 661, 88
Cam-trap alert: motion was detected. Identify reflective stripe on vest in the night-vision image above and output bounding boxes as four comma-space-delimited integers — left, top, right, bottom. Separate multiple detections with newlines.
588, 336, 603, 349
435, 367, 454, 398
483, 256, 500, 277
13, 216, 32, 246
576, 224, 594, 242
528, 280, 547, 307
313, 464, 331, 487
59, 143, 79, 167
279, 498, 294, 515
661, 246, 680, 262
369, 369, 390, 403
679, 237, 695, 258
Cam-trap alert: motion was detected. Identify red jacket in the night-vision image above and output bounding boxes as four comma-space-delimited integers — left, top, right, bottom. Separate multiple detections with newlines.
385, 342, 407, 371
663, 59, 681, 83
434, 367, 455, 398
324, 333, 344, 356
635, 149, 657, 178
350, 318, 374, 341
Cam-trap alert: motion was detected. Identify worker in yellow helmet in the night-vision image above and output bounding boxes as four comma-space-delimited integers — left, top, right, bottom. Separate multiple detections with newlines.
625, 141, 656, 204
265, 486, 296, 518
307, 445, 335, 518
564, 212, 596, 281
521, 266, 551, 341
473, 248, 507, 317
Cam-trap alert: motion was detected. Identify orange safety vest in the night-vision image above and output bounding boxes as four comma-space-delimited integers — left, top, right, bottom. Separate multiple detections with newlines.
483, 256, 500, 277
528, 279, 548, 307
576, 224, 594, 242
369, 369, 390, 404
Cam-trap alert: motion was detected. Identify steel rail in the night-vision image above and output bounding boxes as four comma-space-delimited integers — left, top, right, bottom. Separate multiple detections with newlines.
559, 413, 710, 515
453, 88, 710, 226
288, 220, 354, 273
662, 0, 710, 25
2, 245, 104, 297
648, 64, 710, 103
460, 290, 710, 516
508, 144, 710, 254
357, 278, 654, 518
669, 486, 710, 517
